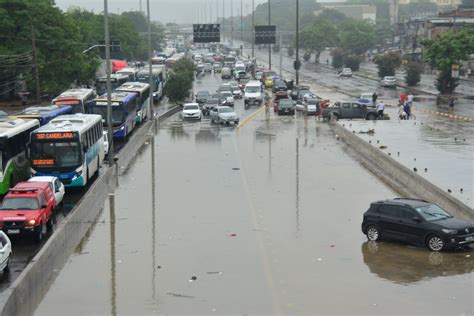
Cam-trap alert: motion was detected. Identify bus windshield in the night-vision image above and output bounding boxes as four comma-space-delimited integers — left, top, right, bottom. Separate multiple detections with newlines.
90, 106, 125, 127
30, 142, 82, 169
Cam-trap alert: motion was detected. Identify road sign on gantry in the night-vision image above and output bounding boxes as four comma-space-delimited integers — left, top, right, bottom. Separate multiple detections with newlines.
255, 25, 276, 44
193, 24, 220, 43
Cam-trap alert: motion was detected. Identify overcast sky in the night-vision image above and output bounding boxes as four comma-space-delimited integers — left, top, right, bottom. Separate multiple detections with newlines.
54, 0, 267, 24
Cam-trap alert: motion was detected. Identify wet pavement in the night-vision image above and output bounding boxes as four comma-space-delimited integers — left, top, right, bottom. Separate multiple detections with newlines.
36, 73, 473, 316
341, 106, 474, 208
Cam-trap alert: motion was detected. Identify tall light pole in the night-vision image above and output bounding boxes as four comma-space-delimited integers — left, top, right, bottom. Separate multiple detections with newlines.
222, 0, 225, 42
147, 0, 154, 119
252, 0, 254, 58
296, 0, 300, 85
268, 0, 271, 69
231, 0, 234, 46
104, 0, 114, 165
240, 0, 243, 43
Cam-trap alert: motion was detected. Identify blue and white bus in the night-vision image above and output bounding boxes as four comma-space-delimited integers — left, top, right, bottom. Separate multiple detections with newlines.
12, 105, 73, 126
29, 114, 105, 187
116, 82, 151, 124
52, 88, 96, 114
137, 66, 166, 102
89, 92, 138, 139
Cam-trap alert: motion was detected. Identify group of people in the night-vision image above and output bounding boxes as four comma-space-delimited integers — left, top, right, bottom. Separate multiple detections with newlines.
398, 92, 414, 120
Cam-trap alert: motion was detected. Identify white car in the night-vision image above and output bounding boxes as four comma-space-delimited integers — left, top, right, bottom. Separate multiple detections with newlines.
182, 103, 202, 121
103, 130, 109, 155
210, 106, 239, 125
28, 176, 65, 208
0, 231, 12, 273
382, 76, 397, 88
339, 68, 352, 77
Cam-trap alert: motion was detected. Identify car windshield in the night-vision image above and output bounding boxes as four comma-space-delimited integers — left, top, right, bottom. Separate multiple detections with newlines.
385, 76, 395, 80
306, 99, 319, 104
184, 105, 199, 110
197, 92, 209, 97
279, 100, 293, 107
221, 92, 232, 97
206, 99, 219, 104
219, 107, 233, 113
415, 204, 452, 221
0, 197, 39, 210
246, 86, 260, 93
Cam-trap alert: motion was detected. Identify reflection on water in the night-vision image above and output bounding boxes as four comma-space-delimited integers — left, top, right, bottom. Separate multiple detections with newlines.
361, 241, 473, 285
195, 126, 221, 144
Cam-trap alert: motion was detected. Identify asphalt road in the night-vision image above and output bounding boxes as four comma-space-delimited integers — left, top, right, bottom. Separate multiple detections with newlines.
36, 73, 473, 316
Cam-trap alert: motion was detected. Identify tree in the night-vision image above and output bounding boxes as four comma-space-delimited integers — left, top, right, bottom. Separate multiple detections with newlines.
299, 18, 337, 63
164, 58, 195, 103
331, 48, 345, 69
422, 29, 474, 94
404, 62, 423, 86
338, 20, 375, 55
374, 52, 402, 78
344, 55, 362, 71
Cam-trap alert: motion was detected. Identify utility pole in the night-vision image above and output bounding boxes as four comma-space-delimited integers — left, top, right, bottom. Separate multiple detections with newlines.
279, 31, 283, 77
104, 0, 114, 165
240, 0, 243, 43
209, 2, 212, 23
296, 0, 300, 85
268, 0, 271, 70
30, 21, 40, 103
147, 0, 154, 119
222, 0, 225, 42
252, 0, 255, 58
140, 0, 142, 13
216, 0, 219, 24
231, 0, 234, 46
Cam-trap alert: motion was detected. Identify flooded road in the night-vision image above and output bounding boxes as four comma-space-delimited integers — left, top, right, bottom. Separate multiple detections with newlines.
36, 74, 473, 316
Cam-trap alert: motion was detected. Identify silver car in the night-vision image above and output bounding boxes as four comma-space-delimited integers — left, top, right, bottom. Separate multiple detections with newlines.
382, 76, 397, 88
210, 106, 239, 125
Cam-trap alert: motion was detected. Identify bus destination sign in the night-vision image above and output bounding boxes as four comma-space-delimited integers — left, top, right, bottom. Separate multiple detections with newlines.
33, 132, 78, 140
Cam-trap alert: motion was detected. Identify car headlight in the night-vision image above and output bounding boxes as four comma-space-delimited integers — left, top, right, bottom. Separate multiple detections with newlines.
441, 229, 458, 234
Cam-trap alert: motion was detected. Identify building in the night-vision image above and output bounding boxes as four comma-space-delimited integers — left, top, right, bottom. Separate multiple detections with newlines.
314, 3, 377, 23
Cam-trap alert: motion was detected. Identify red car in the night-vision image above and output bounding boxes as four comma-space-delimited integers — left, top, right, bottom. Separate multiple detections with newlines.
0, 182, 56, 242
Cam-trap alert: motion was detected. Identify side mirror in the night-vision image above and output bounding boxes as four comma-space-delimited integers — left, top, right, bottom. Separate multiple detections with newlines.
412, 217, 421, 223
42, 205, 47, 209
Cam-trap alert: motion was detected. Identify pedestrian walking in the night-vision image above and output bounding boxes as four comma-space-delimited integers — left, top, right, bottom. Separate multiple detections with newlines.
326, 58, 329, 65
404, 102, 411, 120
448, 96, 455, 113
376, 100, 385, 119
407, 92, 414, 106
372, 92, 378, 107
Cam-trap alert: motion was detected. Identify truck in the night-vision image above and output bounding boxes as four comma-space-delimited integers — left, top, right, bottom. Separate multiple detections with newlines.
0, 182, 56, 242
322, 100, 379, 120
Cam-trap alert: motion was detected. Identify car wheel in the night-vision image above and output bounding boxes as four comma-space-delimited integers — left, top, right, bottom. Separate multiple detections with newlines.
367, 113, 376, 120
35, 222, 46, 243
46, 216, 54, 233
4, 258, 10, 273
329, 113, 339, 121
366, 225, 381, 241
426, 235, 445, 252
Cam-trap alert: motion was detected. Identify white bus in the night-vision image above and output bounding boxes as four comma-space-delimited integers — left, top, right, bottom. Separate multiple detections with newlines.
29, 114, 105, 188
0, 117, 40, 195
52, 88, 96, 114
116, 82, 151, 124
116, 67, 140, 82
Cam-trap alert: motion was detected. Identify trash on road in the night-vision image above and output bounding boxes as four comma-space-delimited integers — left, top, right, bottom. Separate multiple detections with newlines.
166, 293, 195, 299
229, 233, 237, 237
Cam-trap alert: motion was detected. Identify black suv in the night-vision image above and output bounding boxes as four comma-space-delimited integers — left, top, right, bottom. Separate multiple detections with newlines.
361, 198, 474, 251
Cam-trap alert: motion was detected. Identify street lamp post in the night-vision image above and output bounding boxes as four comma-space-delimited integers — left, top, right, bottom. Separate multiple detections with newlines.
296, 0, 300, 85
104, 0, 114, 165
147, 0, 154, 119
231, 0, 234, 46
252, 0, 254, 58
268, 0, 271, 70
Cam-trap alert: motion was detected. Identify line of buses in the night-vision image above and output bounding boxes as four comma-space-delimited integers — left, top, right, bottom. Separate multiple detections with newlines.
0, 66, 167, 195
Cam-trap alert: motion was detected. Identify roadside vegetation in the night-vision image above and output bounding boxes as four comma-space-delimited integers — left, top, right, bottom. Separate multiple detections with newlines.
0, 0, 164, 99
164, 59, 196, 104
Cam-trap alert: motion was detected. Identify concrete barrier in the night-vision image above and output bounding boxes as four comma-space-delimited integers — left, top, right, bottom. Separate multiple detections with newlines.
331, 122, 474, 222
0, 106, 180, 316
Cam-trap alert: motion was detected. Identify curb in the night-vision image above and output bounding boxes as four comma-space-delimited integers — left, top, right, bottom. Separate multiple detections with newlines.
415, 107, 474, 122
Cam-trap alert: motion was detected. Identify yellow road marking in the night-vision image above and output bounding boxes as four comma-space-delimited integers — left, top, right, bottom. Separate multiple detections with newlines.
237, 106, 266, 129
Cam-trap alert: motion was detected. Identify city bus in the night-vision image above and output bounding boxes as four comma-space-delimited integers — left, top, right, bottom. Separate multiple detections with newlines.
116, 67, 139, 82
116, 82, 151, 124
29, 114, 105, 187
137, 67, 166, 102
89, 92, 138, 139
52, 88, 96, 114
12, 105, 73, 126
0, 117, 40, 195
95, 73, 129, 96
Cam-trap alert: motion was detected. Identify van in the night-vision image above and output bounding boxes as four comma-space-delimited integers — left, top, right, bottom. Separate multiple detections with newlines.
244, 80, 263, 107
221, 67, 232, 79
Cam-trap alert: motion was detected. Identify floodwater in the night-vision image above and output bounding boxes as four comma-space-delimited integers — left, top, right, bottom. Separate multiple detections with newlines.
343, 106, 474, 208
36, 104, 473, 315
